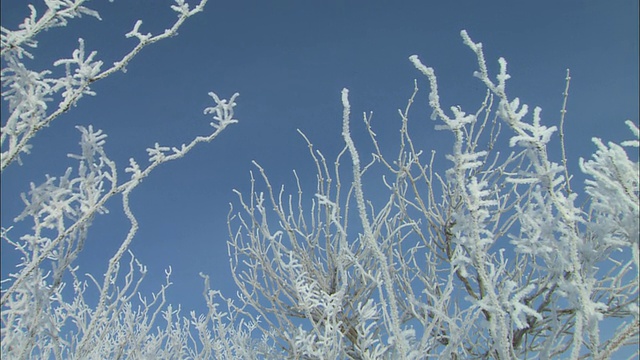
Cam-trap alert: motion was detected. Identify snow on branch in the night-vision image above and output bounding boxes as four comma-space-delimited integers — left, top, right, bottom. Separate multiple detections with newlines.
1, 0, 209, 172
226, 30, 637, 359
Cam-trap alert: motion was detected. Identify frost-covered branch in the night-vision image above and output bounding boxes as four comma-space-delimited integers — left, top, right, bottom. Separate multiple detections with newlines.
227, 31, 638, 359
1, 0, 208, 172
0, 1, 276, 358
3, 6, 637, 356
1, 89, 241, 358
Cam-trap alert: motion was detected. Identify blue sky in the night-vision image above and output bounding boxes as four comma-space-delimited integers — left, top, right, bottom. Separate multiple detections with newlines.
2, 0, 638, 329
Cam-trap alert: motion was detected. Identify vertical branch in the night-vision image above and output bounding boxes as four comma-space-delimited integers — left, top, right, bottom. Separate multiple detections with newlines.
559, 69, 572, 195
340, 88, 407, 357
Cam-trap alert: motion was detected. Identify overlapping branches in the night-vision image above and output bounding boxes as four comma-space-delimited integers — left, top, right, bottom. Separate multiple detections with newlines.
0, 1, 269, 358
227, 31, 639, 359
1, 0, 208, 171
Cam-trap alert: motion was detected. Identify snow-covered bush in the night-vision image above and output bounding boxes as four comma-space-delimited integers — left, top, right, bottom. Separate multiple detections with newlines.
1, 1, 261, 358
2, 1, 638, 359
227, 31, 639, 360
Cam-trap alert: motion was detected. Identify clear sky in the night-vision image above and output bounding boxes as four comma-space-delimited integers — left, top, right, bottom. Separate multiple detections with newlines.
2, 0, 638, 329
